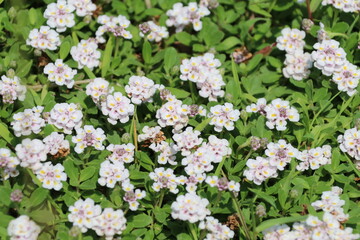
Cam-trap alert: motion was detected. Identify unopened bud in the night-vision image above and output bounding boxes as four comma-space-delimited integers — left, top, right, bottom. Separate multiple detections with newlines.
355, 118, 360, 129
171, 66, 179, 75
34, 49, 42, 57
9, 60, 17, 68
69, 226, 81, 237
136, 67, 145, 77
6, 69, 15, 78
290, 189, 299, 199
256, 204, 266, 217
121, 133, 131, 143
10, 189, 23, 202
301, 18, 314, 32
83, 15, 92, 24
8, 7, 17, 19
250, 136, 261, 151
240, 109, 247, 122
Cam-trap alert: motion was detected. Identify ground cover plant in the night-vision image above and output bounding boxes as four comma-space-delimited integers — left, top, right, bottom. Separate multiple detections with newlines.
0, 0, 360, 239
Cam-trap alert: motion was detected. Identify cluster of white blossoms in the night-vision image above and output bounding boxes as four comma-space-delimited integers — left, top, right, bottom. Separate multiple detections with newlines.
205, 176, 240, 192
92, 208, 127, 240
322, 0, 360, 12
331, 61, 360, 96
311, 39, 347, 76
166, 2, 210, 32
125, 76, 161, 105
106, 143, 135, 163
98, 160, 129, 188
0, 148, 20, 180
68, 198, 102, 233
7, 215, 40, 240
85, 78, 112, 104
48, 103, 83, 134
152, 141, 178, 165
15, 139, 47, 171
277, 28, 312, 81
96, 15, 132, 43
181, 173, 205, 193
156, 95, 190, 131
180, 53, 225, 101
44, 59, 77, 88
26, 26, 61, 50
139, 21, 169, 42
244, 157, 278, 185
138, 125, 162, 145
11, 106, 46, 137
265, 139, 298, 171
247, 98, 300, 131
68, 0, 96, 17
199, 216, 235, 240
296, 145, 332, 171
0, 75, 26, 104
44, 0, 75, 32
208, 103, 240, 132
149, 167, 181, 194
171, 193, 211, 223
71, 38, 101, 69
43, 132, 70, 156
338, 127, 360, 161
35, 162, 67, 190
122, 181, 146, 211
263, 187, 359, 240
101, 92, 135, 125
173, 127, 203, 156
71, 125, 106, 154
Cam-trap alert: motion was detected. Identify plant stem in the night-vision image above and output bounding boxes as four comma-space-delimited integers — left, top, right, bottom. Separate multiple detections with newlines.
306, 0, 312, 20
188, 223, 198, 240
230, 191, 253, 240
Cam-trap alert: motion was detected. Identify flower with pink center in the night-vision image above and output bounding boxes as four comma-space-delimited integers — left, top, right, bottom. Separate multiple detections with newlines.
246, 98, 267, 115
283, 50, 313, 81
156, 98, 190, 131
338, 127, 360, 161
44, 0, 75, 32
36, 162, 67, 190
98, 160, 129, 188
68, 198, 102, 233
7, 215, 41, 240
26, 26, 61, 50
244, 157, 278, 185
15, 139, 47, 171
332, 61, 360, 96
264, 98, 299, 131
72, 125, 106, 154
0, 148, 19, 180
149, 167, 180, 194
43, 132, 70, 156
44, 59, 77, 88
208, 103, 240, 132
11, 106, 46, 137
0, 75, 26, 104
122, 181, 146, 211
96, 15, 132, 43
173, 127, 203, 156
106, 143, 135, 163
199, 216, 235, 240
100, 92, 135, 125
48, 103, 83, 134
68, 0, 96, 17
71, 38, 100, 69
265, 139, 298, 170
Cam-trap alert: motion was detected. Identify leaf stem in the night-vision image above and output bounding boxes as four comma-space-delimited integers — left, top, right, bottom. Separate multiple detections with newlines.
188, 222, 199, 240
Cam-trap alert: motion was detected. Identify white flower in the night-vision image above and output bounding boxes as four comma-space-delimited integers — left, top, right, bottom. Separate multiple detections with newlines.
276, 28, 306, 53
205, 135, 232, 163
0, 148, 20, 180
205, 176, 240, 192
244, 157, 278, 185
156, 97, 189, 131
182, 144, 216, 175
311, 39, 347, 76
43, 132, 70, 156
96, 15, 132, 43
92, 208, 127, 239
332, 61, 360, 96
151, 141, 178, 165
36, 162, 67, 190
264, 98, 300, 131
171, 193, 211, 223
26, 26, 61, 50
68, 198, 102, 233
246, 98, 267, 114
44, 59, 77, 88
322, 0, 360, 12
15, 139, 47, 171
68, 0, 96, 17
338, 127, 360, 161
71, 38, 100, 69
85, 78, 112, 105
106, 143, 135, 163
101, 92, 135, 125
173, 127, 203, 156
11, 106, 46, 137
138, 126, 162, 143
265, 139, 298, 171
166, 2, 210, 32
199, 217, 235, 240
296, 145, 332, 171
44, 0, 75, 32
125, 76, 160, 104
208, 103, 240, 132
72, 125, 106, 154
48, 103, 83, 134
283, 50, 313, 81
7, 215, 40, 240
122, 182, 146, 211
98, 160, 129, 188
0, 75, 26, 103
149, 167, 180, 194
139, 21, 169, 42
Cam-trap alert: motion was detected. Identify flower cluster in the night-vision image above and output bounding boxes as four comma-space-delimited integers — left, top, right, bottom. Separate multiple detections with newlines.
101, 92, 135, 125
96, 15, 132, 43
122, 181, 146, 211
44, 59, 77, 88
125, 76, 161, 104
182, 174, 206, 192
69, 0, 96, 17
48, 103, 83, 134
276, 28, 306, 53
282, 50, 313, 81
244, 157, 278, 185
72, 125, 106, 154
322, 0, 360, 12
171, 193, 211, 223
166, 2, 210, 32
11, 106, 46, 137
43, 132, 70, 157
106, 143, 135, 163
139, 21, 169, 42
149, 167, 181, 193
173, 127, 203, 156
92, 208, 127, 240
338, 127, 360, 161
151, 141, 178, 165
180, 53, 224, 101
44, 0, 75, 32
68, 198, 102, 233
26, 26, 61, 50
205, 176, 240, 192
15, 138, 48, 171
156, 96, 190, 131
265, 139, 298, 170
35, 162, 67, 190
199, 216, 235, 240
0, 148, 20, 180
71, 38, 101, 69
296, 145, 332, 171
7, 215, 40, 240
331, 61, 360, 96
208, 103, 240, 132
98, 160, 129, 188
85, 78, 112, 104
0, 75, 26, 104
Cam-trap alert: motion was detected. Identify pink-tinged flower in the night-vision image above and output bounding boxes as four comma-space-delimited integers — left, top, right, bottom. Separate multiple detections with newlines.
208, 103, 240, 132
106, 143, 135, 163
122, 181, 146, 211
44, 59, 77, 88
48, 103, 83, 134
125, 76, 161, 104
96, 15, 132, 43
92, 208, 127, 239
276, 28, 306, 53
264, 98, 299, 131
332, 61, 360, 96
71, 38, 100, 69
26, 26, 61, 51
68, 0, 96, 17
97, 160, 129, 188
199, 217, 234, 240
149, 167, 181, 194
44, 0, 75, 32
7, 215, 40, 240
139, 21, 169, 42
72, 125, 106, 154
36, 162, 67, 191
338, 127, 360, 160
100, 92, 135, 125
68, 198, 102, 233
0, 75, 26, 104
0, 148, 20, 180
43, 132, 70, 156
11, 106, 46, 137
15, 139, 47, 171
283, 50, 313, 81
244, 157, 278, 185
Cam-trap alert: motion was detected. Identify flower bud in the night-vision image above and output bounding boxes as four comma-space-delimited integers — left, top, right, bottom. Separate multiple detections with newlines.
290, 189, 299, 199
256, 204, 266, 217
10, 189, 23, 202
69, 226, 81, 237
6, 69, 15, 78
83, 15, 92, 24
34, 49, 42, 57
240, 109, 248, 122
9, 60, 17, 68
171, 66, 180, 75
121, 133, 131, 143
8, 7, 17, 20
301, 18, 314, 32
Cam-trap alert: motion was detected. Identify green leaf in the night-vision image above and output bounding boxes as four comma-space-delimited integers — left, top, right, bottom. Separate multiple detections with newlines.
79, 167, 96, 182
248, 4, 272, 18
175, 32, 192, 46
154, 207, 169, 224
216, 36, 241, 51
59, 40, 71, 59
16, 60, 33, 77
101, 36, 114, 77
0, 121, 15, 144
195, 118, 212, 132
129, 213, 153, 228
246, 54, 263, 72
231, 58, 241, 102
165, 87, 190, 99
29, 188, 49, 207
0, 187, 11, 206
142, 40, 152, 64
28, 8, 37, 25
249, 188, 277, 208
64, 159, 79, 187
256, 215, 308, 232
164, 47, 178, 73
310, 0, 323, 12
